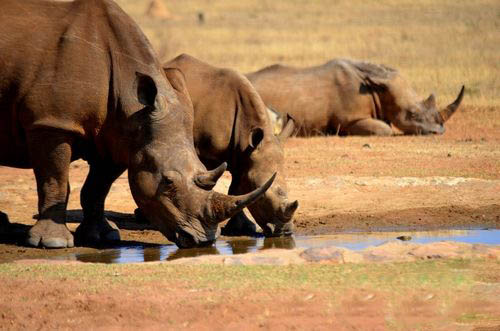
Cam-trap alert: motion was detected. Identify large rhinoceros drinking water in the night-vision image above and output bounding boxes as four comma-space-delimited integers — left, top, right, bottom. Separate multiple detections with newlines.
0, 0, 273, 249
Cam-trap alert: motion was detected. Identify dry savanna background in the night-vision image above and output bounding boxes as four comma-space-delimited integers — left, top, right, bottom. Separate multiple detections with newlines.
0, 0, 499, 329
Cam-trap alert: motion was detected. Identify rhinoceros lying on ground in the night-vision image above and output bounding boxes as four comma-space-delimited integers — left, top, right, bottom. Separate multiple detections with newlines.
0, 0, 273, 249
247, 59, 464, 136
159, 54, 298, 237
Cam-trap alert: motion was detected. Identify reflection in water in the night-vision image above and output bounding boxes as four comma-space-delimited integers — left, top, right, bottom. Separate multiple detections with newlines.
58, 229, 499, 264
166, 246, 220, 261
226, 238, 258, 254
262, 237, 296, 250
76, 248, 124, 264
143, 247, 163, 262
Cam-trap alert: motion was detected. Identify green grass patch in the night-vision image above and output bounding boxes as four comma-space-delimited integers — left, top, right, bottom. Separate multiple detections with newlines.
1, 258, 497, 293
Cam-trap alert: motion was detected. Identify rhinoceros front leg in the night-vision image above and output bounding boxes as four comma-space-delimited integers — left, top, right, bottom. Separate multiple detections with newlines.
220, 181, 258, 237
346, 118, 393, 136
221, 211, 258, 237
74, 161, 125, 245
27, 130, 74, 248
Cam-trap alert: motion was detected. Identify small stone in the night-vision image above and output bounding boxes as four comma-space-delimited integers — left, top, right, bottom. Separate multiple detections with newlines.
447, 153, 452, 157
304, 294, 314, 301
422, 293, 434, 301
362, 143, 371, 149
397, 236, 412, 241
361, 293, 375, 301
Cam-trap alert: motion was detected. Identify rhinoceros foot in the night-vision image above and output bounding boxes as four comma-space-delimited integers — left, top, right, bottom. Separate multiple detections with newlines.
74, 218, 120, 246
27, 219, 74, 248
134, 208, 150, 224
221, 212, 260, 237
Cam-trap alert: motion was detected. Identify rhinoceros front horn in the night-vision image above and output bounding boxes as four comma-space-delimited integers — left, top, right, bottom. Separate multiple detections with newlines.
195, 162, 227, 190
210, 173, 277, 223
439, 86, 465, 123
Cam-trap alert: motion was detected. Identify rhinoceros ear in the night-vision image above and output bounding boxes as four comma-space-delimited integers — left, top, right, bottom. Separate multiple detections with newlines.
164, 67, 189, 94
278, 113, 296, 141
365, 76, 390, 91
249, 127, 264, 149
136, 72, 158, 108
423, 93, 436, 109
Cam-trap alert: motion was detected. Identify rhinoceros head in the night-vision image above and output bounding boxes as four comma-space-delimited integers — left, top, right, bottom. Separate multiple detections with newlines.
361, 63, 464, 135
126, 70, 275, 248
234, 114, 298, 237
388, 83, 465, 135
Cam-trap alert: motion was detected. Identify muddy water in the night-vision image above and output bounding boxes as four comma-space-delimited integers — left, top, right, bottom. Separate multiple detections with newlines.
48, 229, 500, 264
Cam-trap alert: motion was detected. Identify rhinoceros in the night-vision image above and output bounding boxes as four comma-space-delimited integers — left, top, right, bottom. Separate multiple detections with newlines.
247, 59, 464, 136
0, 0, 273, 249
160, 54, 298, 237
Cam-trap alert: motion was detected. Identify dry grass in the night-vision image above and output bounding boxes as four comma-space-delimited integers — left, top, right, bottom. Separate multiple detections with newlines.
115, 0, 499, 109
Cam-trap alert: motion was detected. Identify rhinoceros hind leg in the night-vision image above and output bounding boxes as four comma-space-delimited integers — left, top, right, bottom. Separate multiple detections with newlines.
134, 208, 150, 224
221, 211, 259, 237
75, 162, 124, 246
27, 130, 74, 248
346, 118, 393, 136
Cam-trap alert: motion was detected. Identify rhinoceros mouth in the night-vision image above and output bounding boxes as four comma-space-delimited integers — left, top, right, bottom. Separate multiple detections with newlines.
261, 221, 294, 237
165, 224, 220, 248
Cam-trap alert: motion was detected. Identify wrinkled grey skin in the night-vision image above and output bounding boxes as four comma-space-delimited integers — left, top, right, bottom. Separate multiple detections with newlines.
248, 59, 464, 136
0, 0, 273, 249
163, 54, 298, 237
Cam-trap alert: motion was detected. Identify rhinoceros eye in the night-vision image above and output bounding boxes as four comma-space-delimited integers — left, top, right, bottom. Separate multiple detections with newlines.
162, 177, 173, 185
406, 109, 421, 121
161, 170, 181, 186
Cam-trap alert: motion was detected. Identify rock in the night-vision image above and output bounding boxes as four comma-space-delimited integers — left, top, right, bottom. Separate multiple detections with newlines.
161, 241, 500, 266
408, 241, 464, 259
300, 246, 348, 263
397, 235, 412, 241
170, 248, 306, 265
362, 241, 417, 262
145, 0, 171, 19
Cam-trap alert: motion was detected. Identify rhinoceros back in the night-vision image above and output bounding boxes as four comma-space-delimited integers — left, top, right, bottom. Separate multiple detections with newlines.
0, 0, 163, 168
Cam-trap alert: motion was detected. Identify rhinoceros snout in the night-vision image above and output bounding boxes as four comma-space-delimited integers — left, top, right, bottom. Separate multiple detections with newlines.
425, 125, 445, 135
172, 230, 217, 249
263, 221, 294, 237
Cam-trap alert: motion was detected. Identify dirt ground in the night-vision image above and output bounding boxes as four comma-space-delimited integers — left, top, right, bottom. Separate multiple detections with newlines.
0, 258, 499, 330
